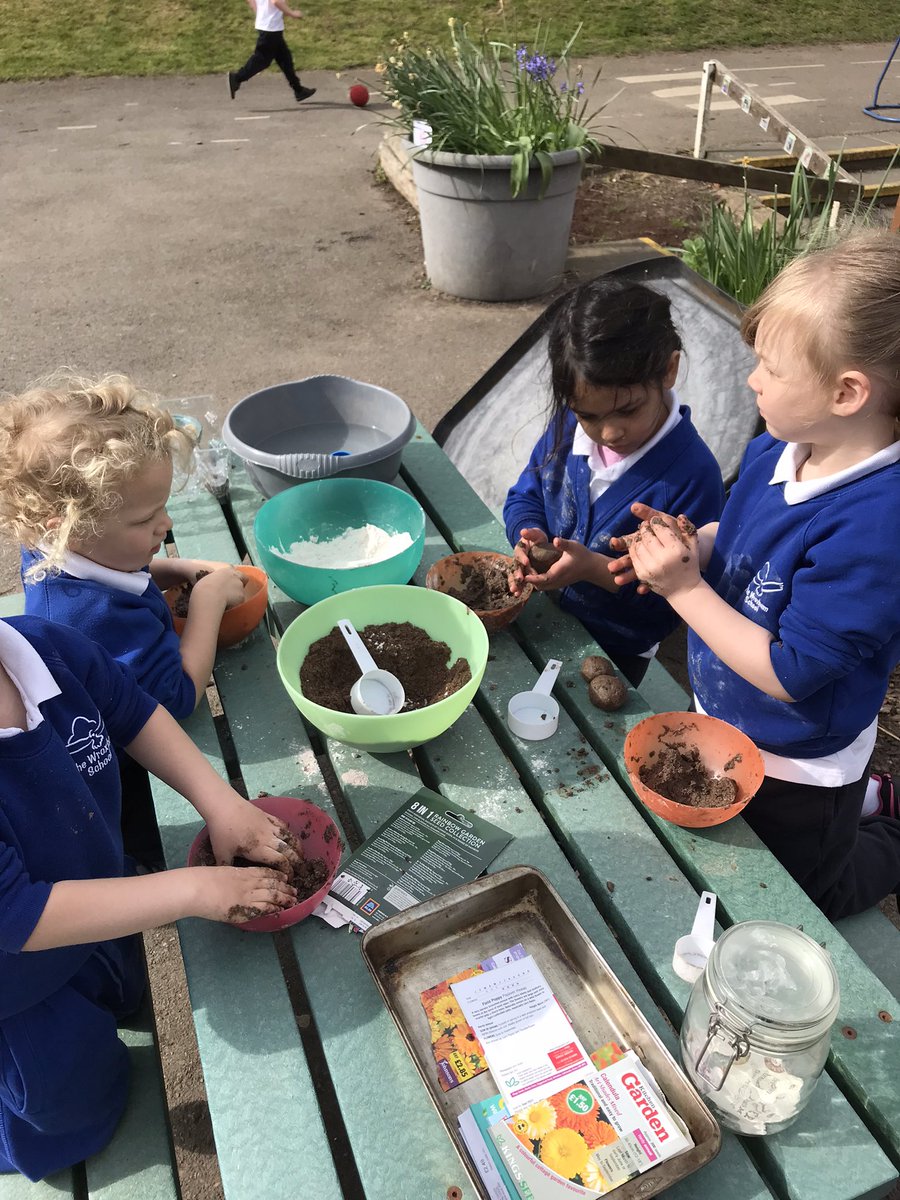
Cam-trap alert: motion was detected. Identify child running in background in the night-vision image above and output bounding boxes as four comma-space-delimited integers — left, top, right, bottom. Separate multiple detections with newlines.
617, 231, 900, 918
0, 374, 248, 866
0, 613, 297, 1180
505, 276, 725, 686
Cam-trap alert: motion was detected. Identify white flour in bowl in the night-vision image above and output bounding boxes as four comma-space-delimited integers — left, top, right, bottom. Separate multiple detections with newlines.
272, 524, 413, 568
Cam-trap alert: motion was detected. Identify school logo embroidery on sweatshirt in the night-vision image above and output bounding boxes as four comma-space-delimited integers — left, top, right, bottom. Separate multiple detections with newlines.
66, 714, 113, 777
744, 561, 784, 614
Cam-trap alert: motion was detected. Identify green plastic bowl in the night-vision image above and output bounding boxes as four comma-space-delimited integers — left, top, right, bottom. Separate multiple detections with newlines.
276, 585, 489, 752
254, 478, 426, 606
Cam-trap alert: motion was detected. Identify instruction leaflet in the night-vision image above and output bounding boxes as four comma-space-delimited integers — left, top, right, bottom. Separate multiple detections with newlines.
314, 787, 511, 932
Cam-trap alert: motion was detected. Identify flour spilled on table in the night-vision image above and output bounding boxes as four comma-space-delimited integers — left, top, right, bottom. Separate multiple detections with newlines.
273, 524, 413, 568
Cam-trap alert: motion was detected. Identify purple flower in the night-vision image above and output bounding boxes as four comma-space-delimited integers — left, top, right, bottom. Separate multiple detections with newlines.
575, 81, 585, 96
518, 51, 557, 82
559, 82, 568, 93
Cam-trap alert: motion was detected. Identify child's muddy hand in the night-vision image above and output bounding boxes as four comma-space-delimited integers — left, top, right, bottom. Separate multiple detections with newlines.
527, 538, 586, 590
197, 865, 298, 924
628, 517, 701, 598
510, 529, 547, 595
208, 807, 299, 873
192, 566, 245, 610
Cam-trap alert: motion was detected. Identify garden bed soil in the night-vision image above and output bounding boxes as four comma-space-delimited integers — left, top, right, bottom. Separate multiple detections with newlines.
300, 621, 471, 712
570, 168, 718, 248
640, 742, 739, 808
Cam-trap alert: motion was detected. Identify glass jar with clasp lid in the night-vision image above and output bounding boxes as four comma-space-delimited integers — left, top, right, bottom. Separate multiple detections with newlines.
679, 920, 840, 1136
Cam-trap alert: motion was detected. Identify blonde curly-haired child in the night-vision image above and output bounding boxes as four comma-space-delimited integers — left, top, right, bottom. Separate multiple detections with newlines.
0, 373, 245, 718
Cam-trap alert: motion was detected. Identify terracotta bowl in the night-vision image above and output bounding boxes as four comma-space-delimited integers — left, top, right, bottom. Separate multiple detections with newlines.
425, 551, 533, 634
186, 795, 343, 932
624, 711, 765, 829
165, 565, 269, 650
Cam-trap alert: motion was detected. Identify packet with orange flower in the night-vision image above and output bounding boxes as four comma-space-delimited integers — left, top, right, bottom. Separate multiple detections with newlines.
488, 1051, 693, 1197
421, 943, 527, 1091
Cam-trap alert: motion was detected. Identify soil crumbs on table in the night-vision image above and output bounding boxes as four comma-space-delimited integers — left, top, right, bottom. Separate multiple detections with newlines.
301, 621, 471, 712
448, 559, 515, 612
640, 743, 738, 808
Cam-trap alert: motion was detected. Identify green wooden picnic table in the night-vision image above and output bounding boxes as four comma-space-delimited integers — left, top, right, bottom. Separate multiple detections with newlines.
3, 426, 898, 1200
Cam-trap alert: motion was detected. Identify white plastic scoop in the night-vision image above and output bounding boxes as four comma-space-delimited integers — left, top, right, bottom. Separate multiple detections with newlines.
673, 891, 717, 983
336, 619, 405, 716
507, 659, 562, 741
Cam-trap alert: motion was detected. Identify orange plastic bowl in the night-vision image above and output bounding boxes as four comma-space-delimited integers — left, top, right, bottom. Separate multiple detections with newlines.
624, 711, 765, 829
425, 551, 532, 634
186, 795, 343, 932
165, 564, 269, 649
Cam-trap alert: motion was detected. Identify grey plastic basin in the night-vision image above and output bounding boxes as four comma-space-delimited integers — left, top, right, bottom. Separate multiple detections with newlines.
223, 375, 417, 497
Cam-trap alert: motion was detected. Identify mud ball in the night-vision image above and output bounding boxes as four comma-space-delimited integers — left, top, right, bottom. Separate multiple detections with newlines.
349, 84, 370, 107
527, 543, 563, 573
580, 655, 616, 683
588, 674, 628, 711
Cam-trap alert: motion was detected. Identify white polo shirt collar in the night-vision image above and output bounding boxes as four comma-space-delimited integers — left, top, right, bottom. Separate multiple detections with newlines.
61, 550, 151, 595
0, 620, 62, 736
770, 438, 900, 505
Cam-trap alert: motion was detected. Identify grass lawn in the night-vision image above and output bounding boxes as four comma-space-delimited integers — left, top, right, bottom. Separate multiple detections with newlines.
1, 0, 897, 81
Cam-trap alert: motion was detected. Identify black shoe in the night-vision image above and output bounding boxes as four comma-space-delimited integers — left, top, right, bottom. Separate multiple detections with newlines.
295, 86, 317, 102
228, 71, 239, 100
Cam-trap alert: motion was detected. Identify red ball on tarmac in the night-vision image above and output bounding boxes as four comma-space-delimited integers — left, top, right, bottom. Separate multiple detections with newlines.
349, 84, 370, 107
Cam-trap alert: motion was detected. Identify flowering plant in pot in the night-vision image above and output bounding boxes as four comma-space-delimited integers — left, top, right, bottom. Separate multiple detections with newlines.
376, 21, 610, 300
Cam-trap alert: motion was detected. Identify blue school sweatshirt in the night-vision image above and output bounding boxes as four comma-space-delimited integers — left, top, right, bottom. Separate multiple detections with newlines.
0, 616, 156, 1020
22, 551, 196, 719
0, 617, 157, 1179
690, 434, 900, 757
503, 407, 725, 656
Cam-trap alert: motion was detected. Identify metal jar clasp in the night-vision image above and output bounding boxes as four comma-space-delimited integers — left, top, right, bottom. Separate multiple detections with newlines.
694, 1005, 751, 1090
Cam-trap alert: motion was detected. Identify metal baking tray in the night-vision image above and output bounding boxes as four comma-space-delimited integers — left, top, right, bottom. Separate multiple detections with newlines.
361, 865, 720, 1199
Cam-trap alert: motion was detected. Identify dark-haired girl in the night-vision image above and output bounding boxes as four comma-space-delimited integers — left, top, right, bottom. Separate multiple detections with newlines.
504, 276, 724, 686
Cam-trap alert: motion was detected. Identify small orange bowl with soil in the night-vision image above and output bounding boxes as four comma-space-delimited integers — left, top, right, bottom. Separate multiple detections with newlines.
624, 712, 764, 829
277, 584, 489, 752
187, 795, 343, 932
425, 551, 532, 634
164, 565, 269, 650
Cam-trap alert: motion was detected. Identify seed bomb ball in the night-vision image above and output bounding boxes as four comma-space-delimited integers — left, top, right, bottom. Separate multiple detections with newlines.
349, 84, 370, 107
588, 674, 628, 711
580, 655, 616, 683
527, 543, 563, 573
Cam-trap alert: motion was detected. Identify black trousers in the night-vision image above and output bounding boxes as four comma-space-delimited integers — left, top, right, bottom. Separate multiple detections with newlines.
235, 30, 303, 95
606, 649, 650, 688
742, 768, 900, 919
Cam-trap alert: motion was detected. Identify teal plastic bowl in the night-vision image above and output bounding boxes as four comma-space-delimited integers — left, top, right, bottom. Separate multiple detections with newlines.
254, 478, 426, 606
277, 585, 489, 752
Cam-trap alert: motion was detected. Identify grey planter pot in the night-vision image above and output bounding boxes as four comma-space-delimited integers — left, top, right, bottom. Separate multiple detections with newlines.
405, 141, 584, 302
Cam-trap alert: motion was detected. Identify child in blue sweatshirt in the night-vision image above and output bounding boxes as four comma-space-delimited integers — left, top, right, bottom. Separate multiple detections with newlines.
0, 375, 249, 865
619, 232, 900, 918
505, 276, 725, 686
0, 615, 297, 1180
0, 375, 246, 721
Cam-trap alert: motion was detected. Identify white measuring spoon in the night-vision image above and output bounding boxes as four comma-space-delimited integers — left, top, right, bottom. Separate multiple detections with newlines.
336, 619, 405, 716
507, 659, 562, 741
673, 891, 717, 983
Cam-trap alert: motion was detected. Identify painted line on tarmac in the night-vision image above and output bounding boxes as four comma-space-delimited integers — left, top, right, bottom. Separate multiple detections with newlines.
211, 137, 250, 143
687, 93, 823, 112
732, 62, 824, 71
57, 124, 97, 130
235, 114, 270, 121
617, 71, 699, 84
